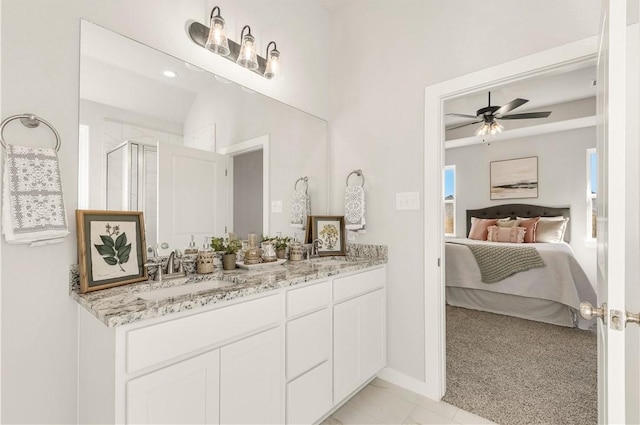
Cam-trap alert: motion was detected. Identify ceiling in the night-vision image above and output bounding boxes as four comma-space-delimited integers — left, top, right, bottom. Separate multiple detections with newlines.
444, 64, 597, 127
444, 64, 597, 142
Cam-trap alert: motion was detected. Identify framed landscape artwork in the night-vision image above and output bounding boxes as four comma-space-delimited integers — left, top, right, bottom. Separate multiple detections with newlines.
490, 156, 538, 200
76, 210, 148, 293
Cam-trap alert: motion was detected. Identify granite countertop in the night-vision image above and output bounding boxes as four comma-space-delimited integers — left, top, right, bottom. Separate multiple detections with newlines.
71, 244, 387, 327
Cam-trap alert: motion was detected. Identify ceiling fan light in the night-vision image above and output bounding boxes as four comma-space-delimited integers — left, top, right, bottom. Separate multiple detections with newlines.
489, 121, 504, 135
475, 122, 490, 137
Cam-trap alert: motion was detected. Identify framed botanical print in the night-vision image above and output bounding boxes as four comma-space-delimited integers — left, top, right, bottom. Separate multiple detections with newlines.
76, 210, 148, 293
310, 215, 346, 256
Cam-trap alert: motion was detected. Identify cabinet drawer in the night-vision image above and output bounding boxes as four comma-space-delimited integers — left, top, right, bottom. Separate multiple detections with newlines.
286, 361, 332, 425
286, 280, 330, 318
126, 294, 280, 373
286, 308, 330, 380
333, 267, 385, 302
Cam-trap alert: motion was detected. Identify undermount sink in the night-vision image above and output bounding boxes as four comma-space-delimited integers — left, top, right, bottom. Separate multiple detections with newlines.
136, 280, 235, 301
309, 258, 352, 267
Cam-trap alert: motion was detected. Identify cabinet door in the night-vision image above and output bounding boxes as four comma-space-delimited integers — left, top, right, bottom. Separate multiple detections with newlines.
333, 289, 385, 403
220, 327, 283, 424
126, 349, 220, 424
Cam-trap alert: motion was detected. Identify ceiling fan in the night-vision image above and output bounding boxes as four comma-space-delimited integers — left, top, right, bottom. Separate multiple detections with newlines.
446, 92, 552, 136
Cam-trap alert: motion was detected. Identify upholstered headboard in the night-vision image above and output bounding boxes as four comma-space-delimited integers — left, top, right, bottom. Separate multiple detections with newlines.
466, 204, 571, 242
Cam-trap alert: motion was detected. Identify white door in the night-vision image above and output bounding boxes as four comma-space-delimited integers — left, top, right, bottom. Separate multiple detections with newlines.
157, 142, 227, 250
586, 1, 639, 424
126, 349, 220, 424
219, 327, 283, 424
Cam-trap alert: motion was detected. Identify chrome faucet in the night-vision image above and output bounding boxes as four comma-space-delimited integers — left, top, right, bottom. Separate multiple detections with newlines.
310, 238, 323, 258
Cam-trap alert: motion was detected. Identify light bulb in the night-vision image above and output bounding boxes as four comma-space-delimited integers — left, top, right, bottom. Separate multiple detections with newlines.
237, 31, 259, 70
205, 13, 230, 56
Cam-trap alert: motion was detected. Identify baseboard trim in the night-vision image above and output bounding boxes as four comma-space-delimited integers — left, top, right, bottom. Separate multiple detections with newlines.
376, 367, 437, 400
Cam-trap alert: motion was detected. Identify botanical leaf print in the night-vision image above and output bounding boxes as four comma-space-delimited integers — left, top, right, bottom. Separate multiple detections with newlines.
94, 223, 132, 272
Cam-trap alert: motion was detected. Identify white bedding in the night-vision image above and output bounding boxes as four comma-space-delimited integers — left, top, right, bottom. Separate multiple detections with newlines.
445, 238, 597, 329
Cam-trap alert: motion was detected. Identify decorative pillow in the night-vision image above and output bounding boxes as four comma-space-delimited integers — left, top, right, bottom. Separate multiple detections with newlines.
496, 219, 520, 228
517, 217, 541, 243
487, 225, 526, 243
535, 217, 570, 243
469, 217, 498, 241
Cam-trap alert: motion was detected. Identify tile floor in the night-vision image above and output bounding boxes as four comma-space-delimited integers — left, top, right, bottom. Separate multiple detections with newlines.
321, 378, 496, 425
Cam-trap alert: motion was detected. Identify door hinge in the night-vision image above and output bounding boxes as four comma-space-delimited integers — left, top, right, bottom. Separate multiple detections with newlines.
224, 225, 227, 233
225, 169, 228, 177
437, 258, 441, 267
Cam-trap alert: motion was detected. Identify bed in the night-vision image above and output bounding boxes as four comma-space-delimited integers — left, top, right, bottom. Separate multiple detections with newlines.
445, 204, 597, 329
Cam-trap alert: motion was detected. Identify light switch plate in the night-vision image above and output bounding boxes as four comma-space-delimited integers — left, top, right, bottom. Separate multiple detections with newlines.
396, 192, 420, 210
271, 200, 283, 213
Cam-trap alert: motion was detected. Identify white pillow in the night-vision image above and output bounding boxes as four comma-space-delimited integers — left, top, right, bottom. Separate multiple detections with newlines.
517, 216, 569, 243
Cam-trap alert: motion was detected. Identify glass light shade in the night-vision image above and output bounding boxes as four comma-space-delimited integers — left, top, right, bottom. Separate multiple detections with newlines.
237, 33, 259, 70
205, 16, 230, 56
475, 122, 491, 136
264, 50, 281, 80
475, 120, 503, 137
489, 121, 504, 135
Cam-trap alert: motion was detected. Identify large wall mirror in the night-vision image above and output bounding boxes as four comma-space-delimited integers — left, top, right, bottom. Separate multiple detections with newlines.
79, 20, 328, 253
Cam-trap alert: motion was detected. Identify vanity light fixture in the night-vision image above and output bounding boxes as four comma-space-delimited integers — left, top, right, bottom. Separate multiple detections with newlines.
237, 26, 259, 70
187, 7, 281, 80
263, 41, 281, 80
204, 6, 230, 55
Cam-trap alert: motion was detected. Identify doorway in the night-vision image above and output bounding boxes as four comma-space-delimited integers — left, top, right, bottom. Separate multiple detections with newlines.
218, 135, 270, 237
422, 37, 600, 400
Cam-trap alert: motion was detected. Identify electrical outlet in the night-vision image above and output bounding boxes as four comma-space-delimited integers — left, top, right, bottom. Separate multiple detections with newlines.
271, 200, 283, 213
347, 230, 357, 241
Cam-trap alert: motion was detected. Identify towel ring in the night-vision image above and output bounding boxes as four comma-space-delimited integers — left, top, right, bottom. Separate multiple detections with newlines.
346, 169, 365, 188
0, 114, 62, 152
295, 176, 309, 193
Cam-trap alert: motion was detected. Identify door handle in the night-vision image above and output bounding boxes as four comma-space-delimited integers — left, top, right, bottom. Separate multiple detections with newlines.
580, 301, 640, 328
625, 311, 640, 327
580, 301, 607, 323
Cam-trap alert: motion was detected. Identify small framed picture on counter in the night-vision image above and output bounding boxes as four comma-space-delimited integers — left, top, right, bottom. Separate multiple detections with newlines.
76, 210, 148, 293
310, 215, 346, 256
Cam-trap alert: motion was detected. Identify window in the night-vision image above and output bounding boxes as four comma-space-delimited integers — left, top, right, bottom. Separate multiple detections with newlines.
444, 165, 456, 236
587, 148, 597, 240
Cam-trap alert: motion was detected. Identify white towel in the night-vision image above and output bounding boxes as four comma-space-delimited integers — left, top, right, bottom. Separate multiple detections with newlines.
2, 144, 69, 246
290, 190, 311, 229
345, 186, 366, 230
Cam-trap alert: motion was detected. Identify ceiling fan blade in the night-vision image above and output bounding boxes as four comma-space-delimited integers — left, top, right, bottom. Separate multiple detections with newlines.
446, 113, 478, 119
446, 120, 482, 131
498, 111, 552, 120
493, 98, 529, 116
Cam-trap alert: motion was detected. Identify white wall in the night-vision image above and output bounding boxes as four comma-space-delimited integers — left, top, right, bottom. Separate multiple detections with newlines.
184, 83, 329, 236
0, 1, 330, 422
327, 0, 601, 384
445, 127, 597, 285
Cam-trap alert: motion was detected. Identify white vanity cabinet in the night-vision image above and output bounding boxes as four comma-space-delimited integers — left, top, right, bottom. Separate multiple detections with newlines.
126, 349, 221, 424
333, 267, 386, 403
78, 265, 386, 425
285, 280, 332, 424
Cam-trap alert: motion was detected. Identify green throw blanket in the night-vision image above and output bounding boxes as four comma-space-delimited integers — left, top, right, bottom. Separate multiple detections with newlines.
449, 241, 546, 283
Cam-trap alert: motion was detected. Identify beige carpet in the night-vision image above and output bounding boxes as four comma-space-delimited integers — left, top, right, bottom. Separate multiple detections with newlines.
443, 306, 597, 425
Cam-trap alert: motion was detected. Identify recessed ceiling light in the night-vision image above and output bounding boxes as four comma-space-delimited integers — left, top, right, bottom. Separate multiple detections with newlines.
163, 70, 178, 78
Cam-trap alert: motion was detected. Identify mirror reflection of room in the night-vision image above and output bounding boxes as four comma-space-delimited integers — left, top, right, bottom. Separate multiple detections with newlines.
78, 21, 328, 253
